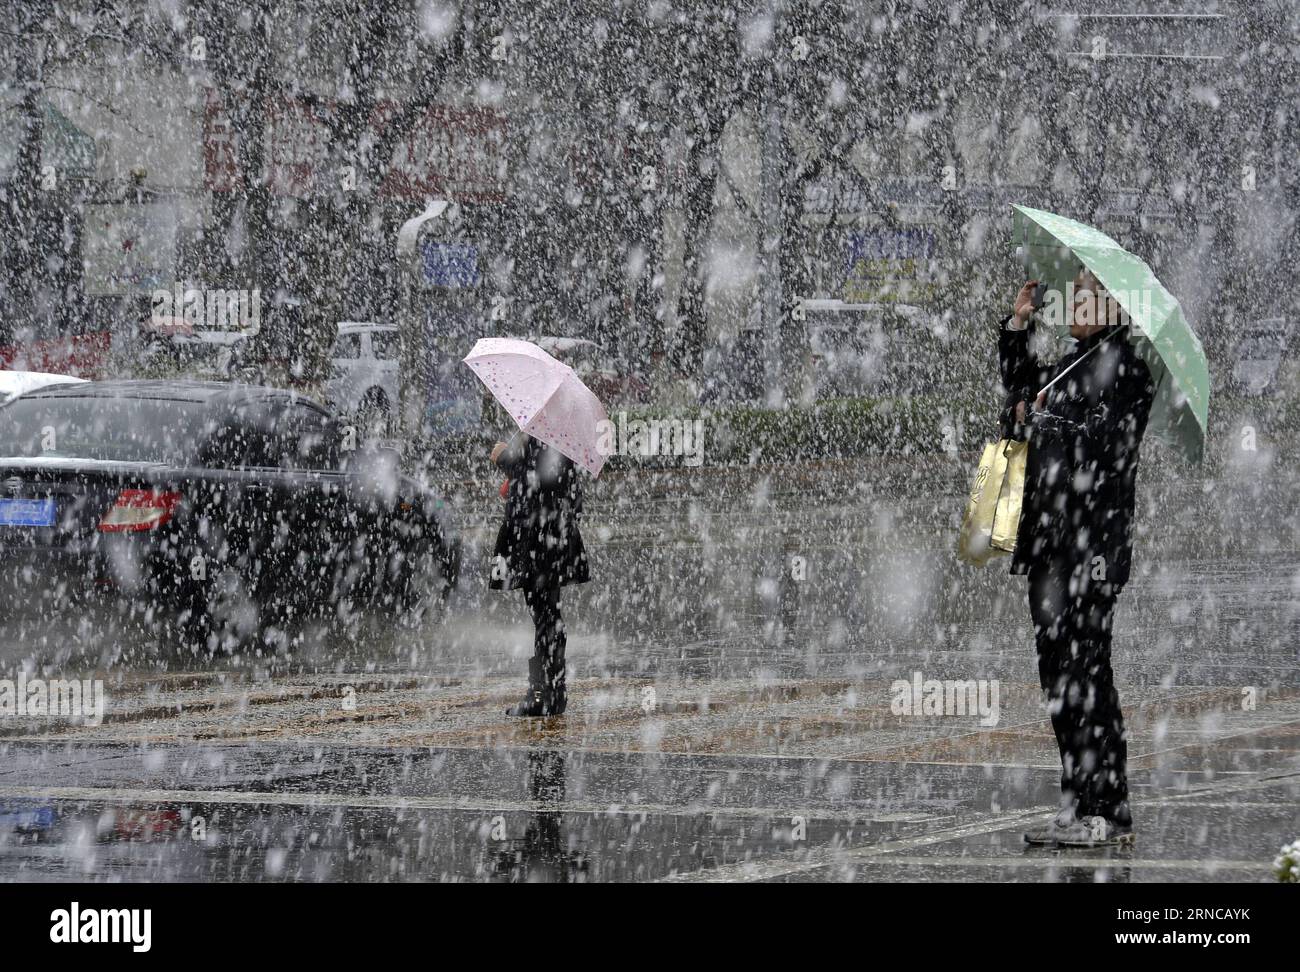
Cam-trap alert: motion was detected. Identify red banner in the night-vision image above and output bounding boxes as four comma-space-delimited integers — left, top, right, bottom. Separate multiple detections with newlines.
203, 90, 507, 203
380, 104, 507, 204
203, 88, 238, 192
0, 332, 113, 378
263, 98, 333, 198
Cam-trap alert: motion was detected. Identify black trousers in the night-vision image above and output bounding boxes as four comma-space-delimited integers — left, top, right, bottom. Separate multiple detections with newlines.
1027, 558, 1128, 817
522, 578, 565, 681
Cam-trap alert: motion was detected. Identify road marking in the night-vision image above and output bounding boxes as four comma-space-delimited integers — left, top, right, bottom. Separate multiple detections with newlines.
1129, 718, 1300, 763
824, 856, 1265, 873
0, 784, 942, 825
659, 808, 1056, 883
662, 770, 1300, 882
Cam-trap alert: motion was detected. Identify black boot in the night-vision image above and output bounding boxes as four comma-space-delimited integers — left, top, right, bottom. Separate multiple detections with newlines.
506, 658, 548, 717
545, 648, 567, 716
506, 656, 568, 717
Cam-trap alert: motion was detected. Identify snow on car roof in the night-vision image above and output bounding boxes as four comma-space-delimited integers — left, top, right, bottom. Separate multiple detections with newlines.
0, 371, 87, 403
534, 335, 602, 353
338, 321, 395, 332
16, 379, 307, 406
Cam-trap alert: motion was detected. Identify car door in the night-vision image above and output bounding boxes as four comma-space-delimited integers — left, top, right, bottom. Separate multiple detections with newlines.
328, 332, 364, 414
270, 400, 363, 608
368, 329, 401, 411
197, 402, 296, 606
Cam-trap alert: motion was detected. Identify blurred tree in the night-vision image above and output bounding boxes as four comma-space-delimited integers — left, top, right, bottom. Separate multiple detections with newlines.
667, 4, 752, 375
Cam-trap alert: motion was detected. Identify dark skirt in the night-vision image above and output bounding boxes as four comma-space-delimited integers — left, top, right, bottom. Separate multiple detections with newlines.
488, 512, 590, 591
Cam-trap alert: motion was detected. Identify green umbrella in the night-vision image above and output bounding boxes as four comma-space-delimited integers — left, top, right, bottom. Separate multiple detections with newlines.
1012, 204, 1210, 463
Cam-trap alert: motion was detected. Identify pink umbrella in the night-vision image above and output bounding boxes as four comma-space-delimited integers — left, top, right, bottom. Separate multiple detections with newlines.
463, 337, 610, 477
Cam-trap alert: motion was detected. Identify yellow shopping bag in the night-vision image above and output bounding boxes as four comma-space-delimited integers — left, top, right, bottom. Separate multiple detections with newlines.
991, 439, 1027, 552
957, 439, 1027, 565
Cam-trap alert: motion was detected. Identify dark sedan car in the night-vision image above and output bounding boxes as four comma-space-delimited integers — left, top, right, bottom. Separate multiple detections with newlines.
0, 380, 458, 648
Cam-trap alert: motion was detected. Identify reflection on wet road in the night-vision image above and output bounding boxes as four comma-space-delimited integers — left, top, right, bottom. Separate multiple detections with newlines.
2, 745, 1295, 882
2, 455, 1298, 881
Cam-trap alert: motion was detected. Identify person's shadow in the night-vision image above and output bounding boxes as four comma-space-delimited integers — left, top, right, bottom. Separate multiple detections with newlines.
1023, 844, 1134, 883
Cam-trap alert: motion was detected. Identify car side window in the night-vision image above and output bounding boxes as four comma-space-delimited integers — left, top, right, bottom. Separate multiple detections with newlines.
197, 403, 275, 469
245, 426, 286, 469
370, 331, 397, 361
198, 422, 261, 468
203, 402, 340, 471
332, 334, 361, 359
225, 412, 285, 469
282, 403, 342, 471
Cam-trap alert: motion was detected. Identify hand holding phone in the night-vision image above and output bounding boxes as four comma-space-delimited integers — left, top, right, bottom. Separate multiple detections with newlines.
1013, 280, 1042, 326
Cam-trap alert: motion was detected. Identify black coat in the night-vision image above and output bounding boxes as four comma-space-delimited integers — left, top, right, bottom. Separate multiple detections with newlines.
489, 436, 590, 591
998, 317, 1156, 590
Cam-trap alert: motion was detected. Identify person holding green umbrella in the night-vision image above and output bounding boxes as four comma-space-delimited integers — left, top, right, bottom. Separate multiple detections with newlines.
997, 207, 1209, 848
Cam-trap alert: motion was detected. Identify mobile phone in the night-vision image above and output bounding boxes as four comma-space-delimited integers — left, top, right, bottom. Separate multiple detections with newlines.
1031, 281, 1049, 310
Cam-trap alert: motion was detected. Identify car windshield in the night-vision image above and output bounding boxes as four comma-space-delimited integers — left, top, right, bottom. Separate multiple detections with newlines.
0, 395, 212, 464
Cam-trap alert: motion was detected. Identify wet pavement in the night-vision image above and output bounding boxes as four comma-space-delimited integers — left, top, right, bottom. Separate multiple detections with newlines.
1, 737, 1295, 882
1, 444, 1298, 882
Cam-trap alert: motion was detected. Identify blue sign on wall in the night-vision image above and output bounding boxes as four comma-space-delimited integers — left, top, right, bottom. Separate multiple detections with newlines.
843, 227, 938, 303
421, 241, 480, 288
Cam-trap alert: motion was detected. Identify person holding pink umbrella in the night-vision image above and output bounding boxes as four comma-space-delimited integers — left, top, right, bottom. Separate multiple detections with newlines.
464, 338, 608, 717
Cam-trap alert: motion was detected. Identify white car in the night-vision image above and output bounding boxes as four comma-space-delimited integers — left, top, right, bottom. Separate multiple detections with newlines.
325, 322, 399, 433
0, 370, 86, 406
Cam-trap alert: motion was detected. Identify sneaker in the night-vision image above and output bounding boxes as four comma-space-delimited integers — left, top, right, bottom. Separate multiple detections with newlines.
1024, 807, 1077, 846
1055, 814, 1135, 847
